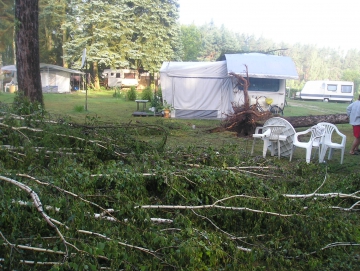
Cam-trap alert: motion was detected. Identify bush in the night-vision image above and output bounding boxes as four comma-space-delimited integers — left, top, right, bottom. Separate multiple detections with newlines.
156, 86, 162, 102
112, 88, 122, 98
73, 105, 85, 112
126, 86, 137, 101
141, 87, 153, 101
151, 87, 163, 111
12, 91, 43, 115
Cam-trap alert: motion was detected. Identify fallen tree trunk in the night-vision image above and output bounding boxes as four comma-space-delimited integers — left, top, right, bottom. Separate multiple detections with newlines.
282, 114, 349, 128
216, 114, 350, 135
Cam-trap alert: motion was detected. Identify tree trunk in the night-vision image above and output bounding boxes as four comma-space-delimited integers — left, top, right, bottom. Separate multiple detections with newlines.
93, 61, 100, 89
62, 27, 68, 68
62, 16, 68, 68
282, 114, 349, 128
15, 0, 43, 105
45, 25, 52, 52
13, 27, 16, 64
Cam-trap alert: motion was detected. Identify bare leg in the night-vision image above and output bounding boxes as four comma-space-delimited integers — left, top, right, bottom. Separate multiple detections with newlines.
350, 137, 360, 153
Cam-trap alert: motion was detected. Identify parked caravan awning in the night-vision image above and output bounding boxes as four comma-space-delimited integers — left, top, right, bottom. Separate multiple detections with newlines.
1, 65, 17, 72
1, 63, 84, 74
225, 53, 299, 80
39, 64, 85, 74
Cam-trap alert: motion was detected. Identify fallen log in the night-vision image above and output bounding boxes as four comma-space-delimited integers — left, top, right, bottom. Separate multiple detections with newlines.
282, 114, 349, 128
216, 114, 350, 135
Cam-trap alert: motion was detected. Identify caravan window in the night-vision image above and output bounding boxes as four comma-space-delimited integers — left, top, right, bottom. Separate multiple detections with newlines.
341, 85, 353, 93
116, 73, 121, 78
246, 78, 280, 92
327, 84, 337, 92
124, 72, 136, 79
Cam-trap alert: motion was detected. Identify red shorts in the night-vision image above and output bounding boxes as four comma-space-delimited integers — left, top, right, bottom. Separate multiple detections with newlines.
353, 125, 360, 138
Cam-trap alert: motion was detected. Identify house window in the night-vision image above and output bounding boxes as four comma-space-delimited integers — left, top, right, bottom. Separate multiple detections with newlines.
327, 84, 337, 92
341, 85, 352, 93
244, 78, 280, 92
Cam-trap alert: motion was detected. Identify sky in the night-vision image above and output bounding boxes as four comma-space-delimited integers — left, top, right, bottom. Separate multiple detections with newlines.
178, 0, 360, 53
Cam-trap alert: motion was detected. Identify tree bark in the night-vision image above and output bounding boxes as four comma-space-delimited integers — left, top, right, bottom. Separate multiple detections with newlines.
15, 0, 43, 105
62, 3, 68, 69
62, 24, 68, 68
282, 114, 349, 128
93, 61, 100, 89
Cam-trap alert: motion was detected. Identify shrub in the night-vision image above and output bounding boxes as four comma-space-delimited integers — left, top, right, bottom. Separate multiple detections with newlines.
126, 86, 137, 101
74, 105, 85, 112
113, 88, 122, 98
150, 87, 163, 111
141, 87, 153, 101
12, 91, 43, 115
157, 86, 162, 102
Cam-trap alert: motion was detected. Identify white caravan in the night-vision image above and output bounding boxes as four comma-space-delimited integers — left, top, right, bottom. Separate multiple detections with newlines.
160, 53, 299, 119
300, 80, 354, 102
102, 69, 139, 88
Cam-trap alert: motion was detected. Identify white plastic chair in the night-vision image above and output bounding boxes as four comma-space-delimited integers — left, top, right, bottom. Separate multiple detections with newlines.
289, 124, 325, 163
317, 122, 346, 164
4, 83, 11, 92
251, 124, 287, 158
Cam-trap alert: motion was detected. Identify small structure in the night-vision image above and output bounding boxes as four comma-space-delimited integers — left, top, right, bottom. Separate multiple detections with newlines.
102, 69, 139, 88
135, 100, 148, 111
160, 53, 299, 119
1, 64, 84, 93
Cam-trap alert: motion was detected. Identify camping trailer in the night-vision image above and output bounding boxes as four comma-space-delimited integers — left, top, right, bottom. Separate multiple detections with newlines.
102, 69, 139, 88
160, 53, 299, 119
300, 80, 354, 102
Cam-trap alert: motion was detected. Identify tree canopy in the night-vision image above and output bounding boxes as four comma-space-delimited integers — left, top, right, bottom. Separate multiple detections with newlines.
59, 0, 182, 88
1, 0, 360, 92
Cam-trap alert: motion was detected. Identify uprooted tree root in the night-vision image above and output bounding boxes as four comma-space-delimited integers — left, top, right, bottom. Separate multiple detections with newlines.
222, 70, 271, 136
222, 102, 271, 136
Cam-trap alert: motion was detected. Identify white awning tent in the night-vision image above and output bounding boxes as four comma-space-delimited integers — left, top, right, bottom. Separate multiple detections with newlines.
1, 63, 84, 93
160, 61, 233, 119
160, 53, 299, 119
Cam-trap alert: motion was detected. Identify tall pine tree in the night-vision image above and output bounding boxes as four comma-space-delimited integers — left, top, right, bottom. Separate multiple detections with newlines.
15, 0, 43, 104
63, 0, 181, 89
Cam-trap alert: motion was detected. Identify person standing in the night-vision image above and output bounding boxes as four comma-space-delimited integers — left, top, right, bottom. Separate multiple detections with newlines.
347, 95, 360, 155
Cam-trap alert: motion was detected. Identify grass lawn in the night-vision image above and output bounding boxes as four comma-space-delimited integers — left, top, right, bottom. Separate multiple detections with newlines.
1, 90, 357, 173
